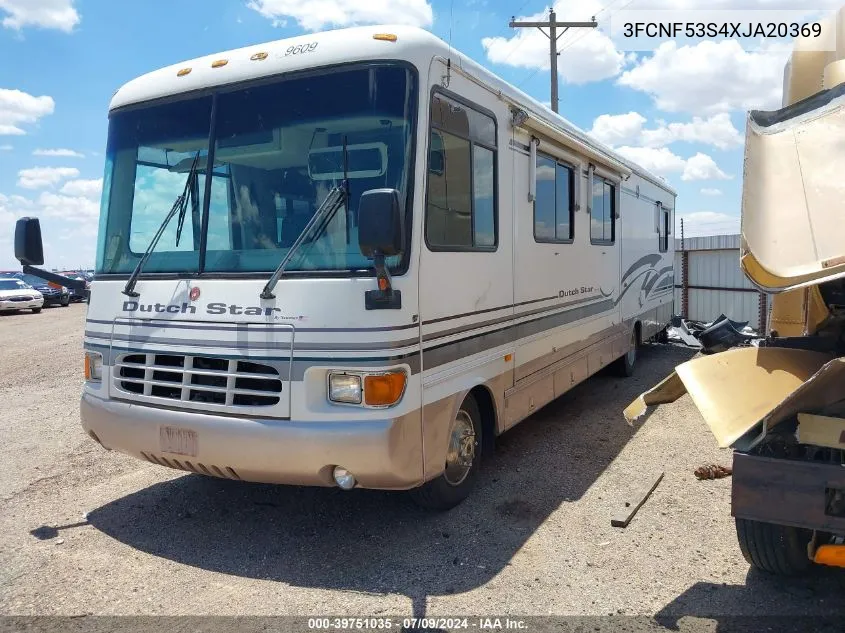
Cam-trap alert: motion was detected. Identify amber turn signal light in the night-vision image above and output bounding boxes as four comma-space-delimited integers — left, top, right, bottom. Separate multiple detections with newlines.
814, 544, 845, 568
364, 371, 406, 406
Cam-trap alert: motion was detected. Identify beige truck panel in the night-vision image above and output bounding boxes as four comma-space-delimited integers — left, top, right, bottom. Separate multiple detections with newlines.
625, 347, 842, 449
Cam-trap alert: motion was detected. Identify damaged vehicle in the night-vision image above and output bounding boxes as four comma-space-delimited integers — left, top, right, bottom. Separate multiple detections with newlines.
627, 9, 845, 576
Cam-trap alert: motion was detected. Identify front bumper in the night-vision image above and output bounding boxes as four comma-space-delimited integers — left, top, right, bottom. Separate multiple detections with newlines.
40, 293, 66, 305
0, 298, 43, 311
80, 393, 424, 489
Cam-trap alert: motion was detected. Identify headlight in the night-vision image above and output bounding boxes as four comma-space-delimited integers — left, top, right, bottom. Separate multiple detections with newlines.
84, 351, 103, 382
328, 373, 362, 404
327, 370, 407, 407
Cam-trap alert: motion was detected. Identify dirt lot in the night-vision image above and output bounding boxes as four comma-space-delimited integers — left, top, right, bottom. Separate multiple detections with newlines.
1, 304, 844, 620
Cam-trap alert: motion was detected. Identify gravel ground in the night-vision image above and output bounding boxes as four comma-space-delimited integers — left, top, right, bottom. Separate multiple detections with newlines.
1, 304, 844, 621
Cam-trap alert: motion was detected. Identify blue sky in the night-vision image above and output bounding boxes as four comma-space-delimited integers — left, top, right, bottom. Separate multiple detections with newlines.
0, 0, 835, 269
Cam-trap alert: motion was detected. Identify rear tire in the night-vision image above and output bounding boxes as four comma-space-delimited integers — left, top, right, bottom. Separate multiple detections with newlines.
613, 329, 637, 377
735, 518, 813, 576
31, 308, 41, 314
410, 394, 482, 511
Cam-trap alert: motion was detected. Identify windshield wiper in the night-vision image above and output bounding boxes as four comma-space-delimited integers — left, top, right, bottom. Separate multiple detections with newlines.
122, 152, 201, 298
260, 184, 347, 299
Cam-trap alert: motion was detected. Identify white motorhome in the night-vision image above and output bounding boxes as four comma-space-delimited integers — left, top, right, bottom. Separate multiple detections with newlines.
58, 25, 674, 509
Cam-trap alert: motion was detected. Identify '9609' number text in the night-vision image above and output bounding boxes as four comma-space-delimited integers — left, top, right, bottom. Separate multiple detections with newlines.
286, 42, 318, 56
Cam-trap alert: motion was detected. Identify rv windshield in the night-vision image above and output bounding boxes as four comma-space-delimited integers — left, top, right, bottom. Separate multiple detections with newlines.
96, 63, 417, 275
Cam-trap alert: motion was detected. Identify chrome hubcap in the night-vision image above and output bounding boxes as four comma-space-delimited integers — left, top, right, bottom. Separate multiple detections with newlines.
444, 410, 476, 486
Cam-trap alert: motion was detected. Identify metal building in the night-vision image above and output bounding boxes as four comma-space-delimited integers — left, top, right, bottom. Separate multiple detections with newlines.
673, 234, 768, 332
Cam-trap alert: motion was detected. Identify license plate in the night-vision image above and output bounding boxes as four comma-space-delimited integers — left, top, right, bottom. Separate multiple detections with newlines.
159, 426, 198, 457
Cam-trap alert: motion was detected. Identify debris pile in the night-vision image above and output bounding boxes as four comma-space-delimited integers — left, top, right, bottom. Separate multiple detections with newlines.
694, 464, 733, 480
667, 314, 757, 354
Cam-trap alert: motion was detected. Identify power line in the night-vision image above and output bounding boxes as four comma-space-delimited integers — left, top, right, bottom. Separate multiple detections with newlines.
510, 0, 637, 103
509, 7, 598, 113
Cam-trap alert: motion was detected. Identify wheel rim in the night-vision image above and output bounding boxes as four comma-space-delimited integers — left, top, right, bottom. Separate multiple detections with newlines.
443, 410, 476, 486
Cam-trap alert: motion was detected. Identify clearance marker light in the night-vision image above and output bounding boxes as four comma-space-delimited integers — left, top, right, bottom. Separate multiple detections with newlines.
176, 68, 192, 77
251, 52, 269, 61
211, 59, 228, 68
373, 33, 398, 42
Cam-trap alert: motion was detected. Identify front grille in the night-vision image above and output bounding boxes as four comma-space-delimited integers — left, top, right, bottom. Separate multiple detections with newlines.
6, 295, 34, 302
115, 353, 282, 407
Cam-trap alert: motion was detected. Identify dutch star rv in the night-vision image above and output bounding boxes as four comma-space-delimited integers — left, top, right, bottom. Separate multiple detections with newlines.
19, 25, 675, 509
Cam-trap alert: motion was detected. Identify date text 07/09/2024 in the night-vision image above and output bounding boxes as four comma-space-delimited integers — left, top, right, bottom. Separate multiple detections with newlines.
307, 618, 528, 630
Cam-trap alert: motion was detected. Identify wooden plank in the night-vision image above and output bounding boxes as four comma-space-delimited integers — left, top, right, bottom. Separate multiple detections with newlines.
611, 471, 664, 528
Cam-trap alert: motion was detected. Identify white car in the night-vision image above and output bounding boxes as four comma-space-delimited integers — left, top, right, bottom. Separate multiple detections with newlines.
0, 277, 44, 313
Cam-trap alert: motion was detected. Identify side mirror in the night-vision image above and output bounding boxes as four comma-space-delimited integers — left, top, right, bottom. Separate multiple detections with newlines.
15, 217, 44, 266
358, 188, 404, 258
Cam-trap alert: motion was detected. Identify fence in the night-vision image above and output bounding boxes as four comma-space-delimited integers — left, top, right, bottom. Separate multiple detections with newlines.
673, 234, 768, 332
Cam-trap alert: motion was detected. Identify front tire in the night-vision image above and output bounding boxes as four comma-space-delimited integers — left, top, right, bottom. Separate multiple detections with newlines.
410, 394, 482, 511
31, 307, 42, 313
61, 296, 70, 307
735, 518, 813, 576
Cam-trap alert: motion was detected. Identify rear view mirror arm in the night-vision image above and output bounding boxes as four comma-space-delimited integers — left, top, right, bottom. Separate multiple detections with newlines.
21, 265, 87, 292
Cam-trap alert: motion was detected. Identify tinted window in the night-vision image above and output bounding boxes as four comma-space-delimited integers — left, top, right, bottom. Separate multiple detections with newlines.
556, 163, 573, 241
591, 177, 615, 244
98, 64, 417, 275
534, 155, 556, 241
659, 205, 670, 252
426, 93, 497, 250
534, 154, 574, 243
472, 145, 495, 247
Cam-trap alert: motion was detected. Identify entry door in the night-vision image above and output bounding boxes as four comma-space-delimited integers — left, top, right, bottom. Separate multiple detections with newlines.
419, 63, 514, 371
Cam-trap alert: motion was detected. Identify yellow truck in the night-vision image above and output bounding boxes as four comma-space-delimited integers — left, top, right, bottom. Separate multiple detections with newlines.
627, 9, 845, 575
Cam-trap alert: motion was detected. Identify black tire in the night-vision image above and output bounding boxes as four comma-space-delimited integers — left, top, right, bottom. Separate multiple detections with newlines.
61, 296, 70, 307
31, 307, 42, 314
735, 518, 813, 576
613, 329, 637, 377
410, 394, 482, 511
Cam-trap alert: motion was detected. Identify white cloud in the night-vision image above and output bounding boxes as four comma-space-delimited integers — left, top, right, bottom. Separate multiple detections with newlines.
0, 0, 79, 32
615, 146, 686, 176
0, 144, 11, 151
0, 88, 55, 136
0, 189, 98, 269
615, 146, 730, 182
33, 148, 83, 158
676, 211, 740, 238
247, 0, 433, 31
36, 190, 99, 221
700, 188, 723, 196
589, 111, 742, 150
589, 112, 647, 147
617, 40, 789, 115
59, 178, 102, 198
482, 0, 626, 84
17, 166, 79, 189
682, 152, 731, 181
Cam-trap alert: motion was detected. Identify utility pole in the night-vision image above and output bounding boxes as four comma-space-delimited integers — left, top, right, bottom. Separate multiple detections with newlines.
509, 8, 597, 113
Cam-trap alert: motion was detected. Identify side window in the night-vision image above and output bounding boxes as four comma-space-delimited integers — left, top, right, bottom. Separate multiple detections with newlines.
533, 153, 574, 243
426, 92, 497, 250
590, 176, 615, 244
658, 204, 670, 253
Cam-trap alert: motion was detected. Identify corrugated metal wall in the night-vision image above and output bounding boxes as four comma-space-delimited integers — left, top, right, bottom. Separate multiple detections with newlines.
674, 235, 766, 331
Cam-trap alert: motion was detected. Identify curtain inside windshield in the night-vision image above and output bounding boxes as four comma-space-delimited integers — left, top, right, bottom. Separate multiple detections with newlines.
97, 64, 416, 275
